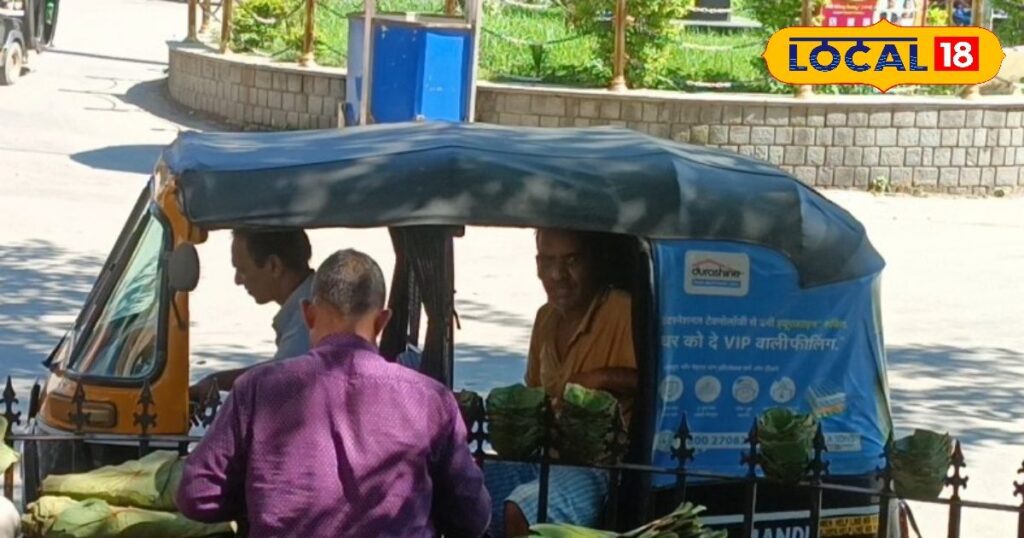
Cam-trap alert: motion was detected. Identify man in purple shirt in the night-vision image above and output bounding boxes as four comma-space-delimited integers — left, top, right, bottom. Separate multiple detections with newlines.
177, 249, 491, 537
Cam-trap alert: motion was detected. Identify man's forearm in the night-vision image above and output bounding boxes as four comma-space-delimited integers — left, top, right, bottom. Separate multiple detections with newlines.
213, 367, 251, 392
586, 367, 638, 396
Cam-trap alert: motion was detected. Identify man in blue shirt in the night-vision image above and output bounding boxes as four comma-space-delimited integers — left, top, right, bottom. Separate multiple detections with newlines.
188, 229, 314, 402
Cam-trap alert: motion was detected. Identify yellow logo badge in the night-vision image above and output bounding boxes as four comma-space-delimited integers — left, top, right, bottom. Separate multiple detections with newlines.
761, 20, 1005, 92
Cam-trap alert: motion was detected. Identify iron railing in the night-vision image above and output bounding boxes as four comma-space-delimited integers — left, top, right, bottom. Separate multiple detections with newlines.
2, 377, 1023, 538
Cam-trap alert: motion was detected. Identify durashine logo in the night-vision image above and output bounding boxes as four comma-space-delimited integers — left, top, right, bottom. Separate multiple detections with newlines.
761, 19, 1005, 92
691, 260, 743, 286
684, 251, 750, 298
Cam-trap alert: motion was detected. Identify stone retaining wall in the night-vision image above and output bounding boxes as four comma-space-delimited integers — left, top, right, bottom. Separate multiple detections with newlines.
168, 43, 1024, 193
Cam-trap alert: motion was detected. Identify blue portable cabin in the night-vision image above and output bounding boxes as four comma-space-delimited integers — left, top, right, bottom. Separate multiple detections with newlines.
162, 121, 893, 536
343, 0, 481, 126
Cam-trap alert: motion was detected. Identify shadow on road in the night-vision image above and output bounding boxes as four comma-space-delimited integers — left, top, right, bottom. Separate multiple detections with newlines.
456, 298, 534, 331
0, 240, 103, 379
68, 76, 229, 172
47, 48, 168, 67
70, 144, 165, 174
453, 342, 526, 394
122, 77, 220, 131
888, 344, 1024, 446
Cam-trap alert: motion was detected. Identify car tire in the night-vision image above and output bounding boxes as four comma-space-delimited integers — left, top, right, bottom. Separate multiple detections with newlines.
0, 41, 23, 86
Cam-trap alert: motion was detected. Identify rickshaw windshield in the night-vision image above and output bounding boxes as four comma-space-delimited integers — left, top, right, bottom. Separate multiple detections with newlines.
63, 201, 169, 381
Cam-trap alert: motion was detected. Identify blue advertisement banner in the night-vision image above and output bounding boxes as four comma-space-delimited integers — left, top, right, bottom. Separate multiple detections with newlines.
650, 240, 890, 486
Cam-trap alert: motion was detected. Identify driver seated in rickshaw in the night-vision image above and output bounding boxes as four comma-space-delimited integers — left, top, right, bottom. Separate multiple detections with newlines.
486, 228, 638, 537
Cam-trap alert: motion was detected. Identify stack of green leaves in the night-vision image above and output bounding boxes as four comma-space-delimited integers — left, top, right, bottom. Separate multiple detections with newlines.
757, 408, 817, 484
556, 383, 624, 465
456, 390, 484, 432
486, 384, 547, 459
39, 451, 183, 511
0, 418, 20, 475
529, 502, 727, 538
889, 429, 953, 500
22, 496, 234, 538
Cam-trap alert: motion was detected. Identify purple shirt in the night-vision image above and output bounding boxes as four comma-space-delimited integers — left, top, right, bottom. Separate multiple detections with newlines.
177, 334, 491, 537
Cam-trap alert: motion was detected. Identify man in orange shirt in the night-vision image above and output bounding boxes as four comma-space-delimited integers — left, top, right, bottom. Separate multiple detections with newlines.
527, 228, 638, 420
487, 228, 638, 537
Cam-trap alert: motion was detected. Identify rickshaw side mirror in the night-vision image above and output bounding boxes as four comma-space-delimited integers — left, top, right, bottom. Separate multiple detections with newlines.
168, 243, 200, 292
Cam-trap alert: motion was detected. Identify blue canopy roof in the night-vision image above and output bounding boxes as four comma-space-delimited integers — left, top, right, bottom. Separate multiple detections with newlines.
159, 121, 883, 287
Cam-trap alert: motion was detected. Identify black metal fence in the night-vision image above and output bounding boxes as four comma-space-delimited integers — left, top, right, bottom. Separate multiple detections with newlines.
3, 376, 1024, 538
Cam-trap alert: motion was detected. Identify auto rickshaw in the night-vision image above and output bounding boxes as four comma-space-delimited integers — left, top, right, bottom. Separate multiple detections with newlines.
0, 0, 58, 84
13, 121, 896, 537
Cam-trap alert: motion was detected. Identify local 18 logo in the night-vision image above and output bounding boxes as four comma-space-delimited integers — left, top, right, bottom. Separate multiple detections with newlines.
761, 19, 1005, 92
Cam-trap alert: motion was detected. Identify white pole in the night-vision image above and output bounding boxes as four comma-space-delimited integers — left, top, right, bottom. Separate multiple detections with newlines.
359, 0, 376, 124
466, 0, 483, 122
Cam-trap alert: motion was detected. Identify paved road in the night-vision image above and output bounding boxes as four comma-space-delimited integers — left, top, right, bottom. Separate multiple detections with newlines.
1, 1, 1023, 535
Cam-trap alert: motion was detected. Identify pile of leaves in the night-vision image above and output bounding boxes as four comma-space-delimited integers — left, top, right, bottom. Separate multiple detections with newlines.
757, 408, 817, 484
39, 451, 182, 511
25, 451, 234, 537
530, 502, 727, 538
556, 383, 625, 465
888, 429, 953, 500
456, 389, 484, 431
22, 497, 234, 538
486, 384, 547, 459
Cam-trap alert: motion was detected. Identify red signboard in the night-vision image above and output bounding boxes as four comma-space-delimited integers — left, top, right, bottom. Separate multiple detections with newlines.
822, 0, 878, 27
821, 0, 924, 27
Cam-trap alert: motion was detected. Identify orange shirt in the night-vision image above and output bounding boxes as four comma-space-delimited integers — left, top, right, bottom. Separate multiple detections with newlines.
526, 288, 637, 419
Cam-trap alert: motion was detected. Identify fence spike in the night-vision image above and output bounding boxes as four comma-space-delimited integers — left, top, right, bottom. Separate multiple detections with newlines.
808, 421, 830, 478
1014, 460, 1024, 538
945, 439, 968, 538
741, 418, 759, 477
133, 378, 157, 435
1015, 459, 1024, 502
672, 413, 695, 466
69, 380, 89, 434
470, 393, 486, 458
945, 439, 969, 499
1, 377, 20, 432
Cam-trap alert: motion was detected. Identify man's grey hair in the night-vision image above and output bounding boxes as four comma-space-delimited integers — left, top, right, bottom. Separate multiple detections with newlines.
311, 249, 387, 317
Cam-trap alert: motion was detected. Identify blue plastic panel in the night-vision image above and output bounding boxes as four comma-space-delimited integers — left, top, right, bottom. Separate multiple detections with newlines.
345, 16, 474, 125
650, 239, 890, 486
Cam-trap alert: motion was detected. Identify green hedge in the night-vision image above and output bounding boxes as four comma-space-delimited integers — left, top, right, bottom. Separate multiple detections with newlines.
229, 0, 981, 94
